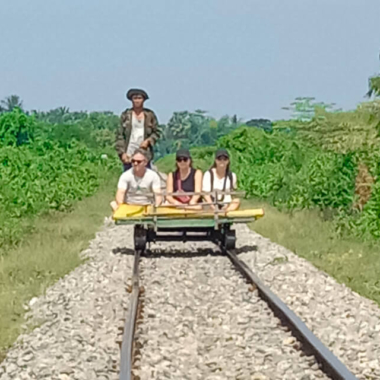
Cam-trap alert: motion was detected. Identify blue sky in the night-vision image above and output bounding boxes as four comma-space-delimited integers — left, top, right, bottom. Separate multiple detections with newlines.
1, 0, 379, 122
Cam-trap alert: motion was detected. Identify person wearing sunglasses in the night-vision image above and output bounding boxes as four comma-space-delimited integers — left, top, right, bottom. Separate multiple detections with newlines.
115, 88, 160, 172
202, 148, 240, 211
111, 148, 162, 211
165, 149, 203, 208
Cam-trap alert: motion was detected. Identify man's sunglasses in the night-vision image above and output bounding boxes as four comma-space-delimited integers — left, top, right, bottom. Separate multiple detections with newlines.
132, 159, 144, 165
216, 156, 229, 161
176, 157, 189, 162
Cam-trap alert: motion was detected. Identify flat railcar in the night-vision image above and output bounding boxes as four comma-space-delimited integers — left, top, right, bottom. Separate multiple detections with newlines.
113, 191, 264, 251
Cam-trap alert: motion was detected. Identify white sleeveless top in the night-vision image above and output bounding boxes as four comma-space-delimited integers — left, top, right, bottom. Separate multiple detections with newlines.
202, 169, 237, 202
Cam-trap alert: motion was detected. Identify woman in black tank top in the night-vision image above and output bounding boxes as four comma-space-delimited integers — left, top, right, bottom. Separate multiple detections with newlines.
165, 149, 203, 207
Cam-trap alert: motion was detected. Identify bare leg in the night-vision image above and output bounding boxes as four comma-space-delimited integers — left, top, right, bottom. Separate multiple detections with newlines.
226, 198, 240, 212
185, 204, 203, 211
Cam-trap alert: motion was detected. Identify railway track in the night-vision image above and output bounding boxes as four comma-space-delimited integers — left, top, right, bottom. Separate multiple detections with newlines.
118, 243, 358, 380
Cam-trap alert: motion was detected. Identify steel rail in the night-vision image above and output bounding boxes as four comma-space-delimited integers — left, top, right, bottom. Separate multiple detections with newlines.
119, 249, 141, 380
224, 248, 358, 380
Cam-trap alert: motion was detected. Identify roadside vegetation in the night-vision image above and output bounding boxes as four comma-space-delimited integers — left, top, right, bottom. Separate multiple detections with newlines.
0, 103, 120, 357
1, 58, 380, 357
0, 179, 117, 361
166, 140, 380, 306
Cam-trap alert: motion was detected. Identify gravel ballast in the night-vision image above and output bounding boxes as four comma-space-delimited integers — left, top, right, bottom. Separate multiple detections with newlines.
0, 221, 134, 380
0, 220, 379, 379
235, 224, 380, 379
134, 241, 329, 380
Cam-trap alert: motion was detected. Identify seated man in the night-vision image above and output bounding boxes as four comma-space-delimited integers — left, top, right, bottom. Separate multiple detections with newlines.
111, 149, 162, 211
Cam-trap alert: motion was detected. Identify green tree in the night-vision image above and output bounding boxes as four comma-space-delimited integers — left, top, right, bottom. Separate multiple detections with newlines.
0, 108, 35, 147
368, 76, 380, 97
367, 54, 380, 97
282, 97, 338, 121
289, 104, 380, 154
245, 118, 273, 132
166, 110, 212, 148
0, 95, 23, 113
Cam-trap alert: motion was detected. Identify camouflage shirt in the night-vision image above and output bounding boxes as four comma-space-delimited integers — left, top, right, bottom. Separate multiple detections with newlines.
115, 108, 160, 160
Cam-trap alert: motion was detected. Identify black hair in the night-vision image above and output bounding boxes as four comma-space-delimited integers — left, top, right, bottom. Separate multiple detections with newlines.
176, 156, 193, 168
210, 155, 230, 176
174, 157, 193, 182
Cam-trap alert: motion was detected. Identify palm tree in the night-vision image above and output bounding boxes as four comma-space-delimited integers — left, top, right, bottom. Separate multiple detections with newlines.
366, 53, 380, 98
0, 95, 23, 112
367, 76, 380, 97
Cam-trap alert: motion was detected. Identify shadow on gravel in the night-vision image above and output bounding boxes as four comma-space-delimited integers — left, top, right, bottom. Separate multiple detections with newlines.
143, 248, 221, 258
235, 245, 258, 254
112, 247, 135, 255
112, 245, 257, 258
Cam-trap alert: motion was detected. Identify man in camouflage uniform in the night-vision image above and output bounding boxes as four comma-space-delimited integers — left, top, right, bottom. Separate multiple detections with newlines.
115, 89, 160, 171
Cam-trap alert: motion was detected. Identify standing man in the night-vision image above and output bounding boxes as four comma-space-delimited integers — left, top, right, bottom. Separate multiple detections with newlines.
115, 88, 160, 171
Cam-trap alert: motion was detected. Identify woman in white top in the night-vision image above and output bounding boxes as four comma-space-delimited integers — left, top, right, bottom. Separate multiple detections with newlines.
202, 148, 240, 211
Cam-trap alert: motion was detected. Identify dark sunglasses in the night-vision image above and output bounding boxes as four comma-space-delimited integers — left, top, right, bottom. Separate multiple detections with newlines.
216, 156, 229, 161
176, 157, 189, 162
132, 159, 144, 165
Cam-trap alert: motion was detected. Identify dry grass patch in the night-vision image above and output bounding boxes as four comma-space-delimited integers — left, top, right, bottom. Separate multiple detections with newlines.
0, 178, 117, 361
244, 199, 380, 306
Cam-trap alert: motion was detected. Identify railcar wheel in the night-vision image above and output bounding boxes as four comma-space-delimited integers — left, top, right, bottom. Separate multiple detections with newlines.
134, 225, 147, 252
224, 229, 236, 250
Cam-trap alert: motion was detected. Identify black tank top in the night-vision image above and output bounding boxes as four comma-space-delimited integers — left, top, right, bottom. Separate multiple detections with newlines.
173, 168, 196, 192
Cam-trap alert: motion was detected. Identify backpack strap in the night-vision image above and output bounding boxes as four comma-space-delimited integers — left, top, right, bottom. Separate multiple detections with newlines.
228, 171, 234, 190
209, 169, 234, 205
220, 171, 234, 202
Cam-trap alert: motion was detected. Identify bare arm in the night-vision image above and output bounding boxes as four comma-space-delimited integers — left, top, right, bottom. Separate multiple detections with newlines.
154, 190, 163, 206
226, 198, 240, 211
190, 170, 203, 205
226, 174, 239, 211
203, 194, 215, 209
202, 171, 215, 209
165, 172, 181, 205
116, 188, 126, 206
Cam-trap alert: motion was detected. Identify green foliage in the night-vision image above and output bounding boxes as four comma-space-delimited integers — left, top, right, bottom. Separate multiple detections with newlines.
245, 118, 273, 132
0, 110, 119, 252
158, 120, 380, 241
368, 76, 380, 97
0, 108, 35, 147
0, 95, 23, 113
219, 104, 380, 240
282, 97, 340, 121
33, 107, 87, 125
154, 111, 244, 159
367, 55, 380, 98
33, 109, 119, 149
217, 127, 357, 210
287, 102, 380, 154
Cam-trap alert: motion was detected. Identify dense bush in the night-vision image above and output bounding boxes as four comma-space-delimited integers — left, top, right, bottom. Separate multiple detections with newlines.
160, 123, 380, 240
216, 122, 380, 240
0, 110, 119, 251
3, 96, 380, 244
